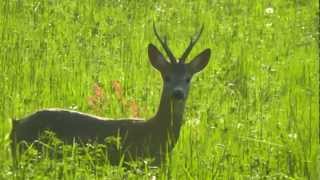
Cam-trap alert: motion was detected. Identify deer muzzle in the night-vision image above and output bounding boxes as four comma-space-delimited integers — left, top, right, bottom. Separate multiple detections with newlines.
172, 89, 185, 100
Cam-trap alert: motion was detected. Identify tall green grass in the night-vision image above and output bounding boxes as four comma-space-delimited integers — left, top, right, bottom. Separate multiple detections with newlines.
0, 0, 318, 179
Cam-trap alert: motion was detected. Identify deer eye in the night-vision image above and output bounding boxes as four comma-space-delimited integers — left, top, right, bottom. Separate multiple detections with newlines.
164, 76, 171, 82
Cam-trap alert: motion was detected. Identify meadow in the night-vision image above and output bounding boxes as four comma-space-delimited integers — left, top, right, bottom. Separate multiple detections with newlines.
0, 0, 319, 179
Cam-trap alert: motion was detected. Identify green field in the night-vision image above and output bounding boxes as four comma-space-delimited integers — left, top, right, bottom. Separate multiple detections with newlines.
0, 0, 319, 179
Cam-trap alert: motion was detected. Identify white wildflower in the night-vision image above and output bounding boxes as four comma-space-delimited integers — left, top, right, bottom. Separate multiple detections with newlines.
265, 7, 274, 14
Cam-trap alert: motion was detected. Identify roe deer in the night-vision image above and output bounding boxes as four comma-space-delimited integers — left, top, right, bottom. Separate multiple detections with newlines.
10, 24, 211, 165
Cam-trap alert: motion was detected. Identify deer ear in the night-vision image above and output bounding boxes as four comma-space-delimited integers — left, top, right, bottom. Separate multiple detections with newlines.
148, 44, 169, 71
188, 49, 211, 74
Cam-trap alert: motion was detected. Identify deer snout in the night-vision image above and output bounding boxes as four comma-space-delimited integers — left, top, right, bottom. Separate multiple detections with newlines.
172, 89, 185, 100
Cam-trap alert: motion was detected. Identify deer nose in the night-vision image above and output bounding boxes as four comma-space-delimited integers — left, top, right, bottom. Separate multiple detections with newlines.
172, 89, 185, 100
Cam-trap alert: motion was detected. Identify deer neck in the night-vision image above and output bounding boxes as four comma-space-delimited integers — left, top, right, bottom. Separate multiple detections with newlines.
151, 85, 186, 146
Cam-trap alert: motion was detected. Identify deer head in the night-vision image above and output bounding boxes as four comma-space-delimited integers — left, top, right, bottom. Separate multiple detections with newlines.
148, 23, 211, 102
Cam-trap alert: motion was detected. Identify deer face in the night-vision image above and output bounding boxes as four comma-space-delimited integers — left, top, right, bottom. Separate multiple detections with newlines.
148, 24, 211, 101
148, 44, 211, 101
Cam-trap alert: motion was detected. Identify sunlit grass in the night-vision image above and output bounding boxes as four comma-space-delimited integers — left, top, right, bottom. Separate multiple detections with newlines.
0, 0, 319, 179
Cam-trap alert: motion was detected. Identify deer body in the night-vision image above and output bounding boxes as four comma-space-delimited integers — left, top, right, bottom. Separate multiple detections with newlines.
10, 24, 211, 165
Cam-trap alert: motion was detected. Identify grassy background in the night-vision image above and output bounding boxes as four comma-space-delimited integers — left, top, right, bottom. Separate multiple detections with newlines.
0, 0, 319, 179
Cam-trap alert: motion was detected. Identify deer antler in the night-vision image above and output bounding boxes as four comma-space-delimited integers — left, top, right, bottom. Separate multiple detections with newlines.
179, 25, 204, 63
153, 23, 177, 64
